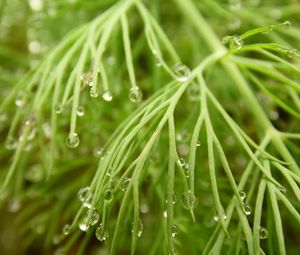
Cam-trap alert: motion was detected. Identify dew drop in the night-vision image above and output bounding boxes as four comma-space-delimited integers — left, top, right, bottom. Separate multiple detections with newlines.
104, 188, 113, 201
76, 105, 85, 117
95, 223, 108, 241
187, 83, 201, 101
171, 224, 178, 238
90, 87, 99, 98
132, 219, 143, 238
55, 103, 63, 114
181, 191, 198, 209
102, 90, 113, 102
15, 91, 25, 107
239, 190, 246, 201
282, 20, 291, 29
89, 209, 99, 226
93, 147, 103, 158
62, 224, 71, 235
163, 210, 168, 218
243, 203, 252, 216
129, 87, 143, 103
65, 132, 80, 148
177, 158, 186, 167
259, 227, 268, 239
120, 178, 131, 192
176, 129, 190, 142
196, 141, 201, 147
77, 186, 92, 202
213, 212, 227, 222
79, 219, 89, 232
171, 63, 191, 82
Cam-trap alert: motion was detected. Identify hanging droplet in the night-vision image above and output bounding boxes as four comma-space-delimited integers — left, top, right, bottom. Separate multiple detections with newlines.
95, 223, 108, 241
55, 103, 63, 114
213, 211, 227, 222
90, 87, 99, 98
15, 91, 25, 107
128, 87, 143, 103
187, 83, 201, 101
282, 20, 291, 29
196, 141, 201, 147
259, 227, 268, 239
171, 63, 191, 82
243, 203, 252, 216
65, 132, 80, 148
76, 105, 85, 117
176, 129, 190, 142
171, 224, 178, 238
89, 209, 99, 226
177, 158, 186, 167
93, 147, 103, 158
239, 190, 246, 201
62, 224, 71, 235
184, 164, 190, 179
5, 136, 17, 150
102, 90, 113, 102
103, 188, 113, 201
163, 210, 168, 218
222, 35, 243, 50
132, 219, 143, 238
120, 178, 131, 192
79, 218, 89, 232
77, 186, 92, 202
181, 191, 198, 209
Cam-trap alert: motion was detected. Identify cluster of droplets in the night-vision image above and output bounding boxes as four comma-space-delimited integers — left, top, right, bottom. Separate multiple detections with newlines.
171, 63, 191, 82
222, 35, 243, 50
129, 87, 143, 103
238, 190, 252, 216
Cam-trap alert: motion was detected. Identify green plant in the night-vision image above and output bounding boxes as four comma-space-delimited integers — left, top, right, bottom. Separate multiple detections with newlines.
1, 0, 300, 254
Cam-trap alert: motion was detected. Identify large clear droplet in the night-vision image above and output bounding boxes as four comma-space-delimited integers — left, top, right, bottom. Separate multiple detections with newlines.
181, 191, 198, 209
243, 203, 252, 216
213, 211, 227, 222
65, 133, 80, 148
171, 63, 191, 82
103, 188, 113, 201
259, 227, 268, 239
102, 90, 113, 102
76, 106, 85, 117
79, 218, 89, 232
55, 103, 63, 114
129, 87, 143, 103
89, 209, 99, 226
77, 186, 92, 202
95, 223, 108, 241
222, 35, 243, 50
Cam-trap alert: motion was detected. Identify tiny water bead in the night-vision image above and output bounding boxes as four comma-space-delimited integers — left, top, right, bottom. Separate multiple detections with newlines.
90, 87, 99, 98
181, 191, 198, 209
76, 105, 85, 117
55, 103, 63, 114
243, 203, 252, 216
177, 143, 189, 157
77, 186, 92, 202
239, 190, 246, 201
213, 212, 227, 222
93, 146, 103, 158
95, 223, 109, 242
15, 91, 25, 107
282, 20, 291, 29
65, 132, 80, 148
102, 90, 113, 102
120, 178, 131, 192
259, 227, 268, 240
196, 141, 201, 147
79, 218, 89, 232
171, 63, 191, 82
187, 83, 201, 101
62, 224, 71, 235
222, 35, 243, 50
132, 219, 143, 238
171, 224, 178, 238
177, 158, 186, 167
89, 209, 100, 226
104, 188, 113, 201
128, 87, 143, 103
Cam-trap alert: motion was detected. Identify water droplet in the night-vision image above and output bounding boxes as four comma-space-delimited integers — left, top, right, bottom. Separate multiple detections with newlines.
79, 218, 89, 232
187, 83, 201, 101
222, 35, 243, 50
25, 165, 44, 183
89, 209, 99, 226
8, 198, 21, 213
129, 87, 143, 103
76, 105, 85, 117
239, 190, 246, 201
90, 87, 99, 98
55, 103, 63, 114
102, 90, 113, 102
15, 91, 25, 107
93, 147, 103, 158
213, 211, 227, 222
171, 63, 191, 82
181, 191, 198, 209
95, 223, 108, 241
243, 203, 252, 215
163, 210, 168, 218
176, 129, 190, 142
178, 158, 186, 167
104, 188, 113, 201
120, 178, 131, 192
62, 224, 71, 235
77, 186, 92, 202
171, 224, 178, 237
65, 132, 80, 148
282, 20, 291, 29
140, 203, 149, 214
166, 193, 177, 205
196, 141, 201, 147
259, 227, 268, 239
5, 136, 17, 150
132, 219, 143, 238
